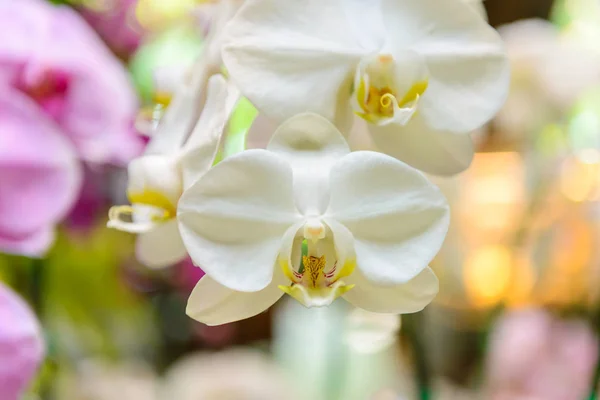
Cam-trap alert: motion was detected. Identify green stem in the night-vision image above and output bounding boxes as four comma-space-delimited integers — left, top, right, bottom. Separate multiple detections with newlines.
588, 358, 600, 400
587, 311, 600, 400
403, 312, 430, 400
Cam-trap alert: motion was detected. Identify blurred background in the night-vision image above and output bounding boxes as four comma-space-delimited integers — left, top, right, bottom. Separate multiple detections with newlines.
1, 0, 600, 399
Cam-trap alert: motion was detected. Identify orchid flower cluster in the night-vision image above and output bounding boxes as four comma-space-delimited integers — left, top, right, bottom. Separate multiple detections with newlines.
108, 0, 509, 325
0, 0, 141, 256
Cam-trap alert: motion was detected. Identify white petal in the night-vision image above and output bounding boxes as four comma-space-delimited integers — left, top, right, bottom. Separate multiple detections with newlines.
326, 151, 449, 284
381, 0, 509, 132
187, 273, 285, 326
277, 221, 305, 276
322, 218, 356, 276
267, 113, 350, 215
246, 113, 278, 150
178, 150, 302, 292
180, 75, 241, 190
135, 220, 188, 269
221, 0, 368, 124
367, 114, 475, 176
145, 59, 211, 155
127, 155, 182, 207
343, 267, 439, 313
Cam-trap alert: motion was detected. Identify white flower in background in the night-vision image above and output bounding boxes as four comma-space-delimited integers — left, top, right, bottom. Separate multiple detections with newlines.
161, 350, 294, 400
107, 74, 240, 268
345, 308, 401, 354
463, 0, 487, 20
180, 113, 448, 325
55, 359, 158, 400
495, 19, 600, 143
136, 0, 242, 136
221, 0, 509, 175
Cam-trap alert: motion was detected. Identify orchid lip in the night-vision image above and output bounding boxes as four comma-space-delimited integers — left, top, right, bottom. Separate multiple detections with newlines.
278, 219, 356, 308
107, 189, 177, 234
352, 53, 429, 126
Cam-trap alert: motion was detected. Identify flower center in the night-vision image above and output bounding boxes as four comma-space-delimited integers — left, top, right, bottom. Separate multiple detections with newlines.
278, 220, 355, 308
16, 66, 70, 120
107, 157, 182, 233
352, 52, 428, 126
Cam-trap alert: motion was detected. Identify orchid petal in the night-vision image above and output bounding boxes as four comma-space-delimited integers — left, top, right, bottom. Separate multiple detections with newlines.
0, 283, 44, 399
322, 218, 357, 281
178, 150, 302, 292
246, 113, 278, 150
127, 155, 182, 208
221, 0, 368, 124
0, 227, 54, 258
0, 90, 81, 256
366, 114, 475, 175
381, 0, 509, 132
267, 114, 350, 215
187, 273, 285, 326
326, 151, 449, 284
180, 75, 241, 190
145, 59, 212, 155
343, 267, 439, 313
135, 220, 188, 269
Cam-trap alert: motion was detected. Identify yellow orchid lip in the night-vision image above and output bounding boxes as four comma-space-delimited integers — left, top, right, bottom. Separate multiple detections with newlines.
278, 281, 355, 308
279, 253, 357, 308
107, 189, 178, 233
352, 53, 429, 125
127, 189, 177, 218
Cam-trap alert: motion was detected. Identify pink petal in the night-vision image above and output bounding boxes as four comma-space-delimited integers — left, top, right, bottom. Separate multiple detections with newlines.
0, 88, 81, 256
0, 0, 144, 166
0, 283, 45, 400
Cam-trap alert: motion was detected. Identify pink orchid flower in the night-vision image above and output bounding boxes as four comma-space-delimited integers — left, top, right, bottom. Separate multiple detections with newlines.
0, 0, 143, 166
0, 88, 82, 256
0, 283, 45, 400
80, 0, 144, 59
486, 308, 599, 400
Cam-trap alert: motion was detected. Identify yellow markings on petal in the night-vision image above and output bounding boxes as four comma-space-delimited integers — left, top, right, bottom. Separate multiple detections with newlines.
331, 259, 357, 282
353, 53, 429, 125
127, 189, 177, 218
355, 77, 397, 120
280, 258, 301, 284
278, 281, 355, 308
108, 189, 176, 234
302, 255, 327, 288
152, 91, 173, 108
279, 252, 357, 308
398, 80, 428, 108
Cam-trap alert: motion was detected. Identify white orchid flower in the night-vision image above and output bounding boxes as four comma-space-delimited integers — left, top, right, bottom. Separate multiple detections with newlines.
180, 113, 448, 325
108, 74, 240, 268
136, 0, 242, 137
464, 0, 487, 20
495, 19, 600, 144
221, 0, 509, 176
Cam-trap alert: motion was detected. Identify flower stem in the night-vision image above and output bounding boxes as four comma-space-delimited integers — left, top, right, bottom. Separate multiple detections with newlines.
403, 312, 430, 400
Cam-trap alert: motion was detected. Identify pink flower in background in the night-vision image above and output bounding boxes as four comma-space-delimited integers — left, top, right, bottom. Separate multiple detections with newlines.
0, 89, 82, 256
80, 0, 144, 59
174, 258, 205, 295
0, 283, 45, 400
0, 0, 143, 166
486, 308, 599, 400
